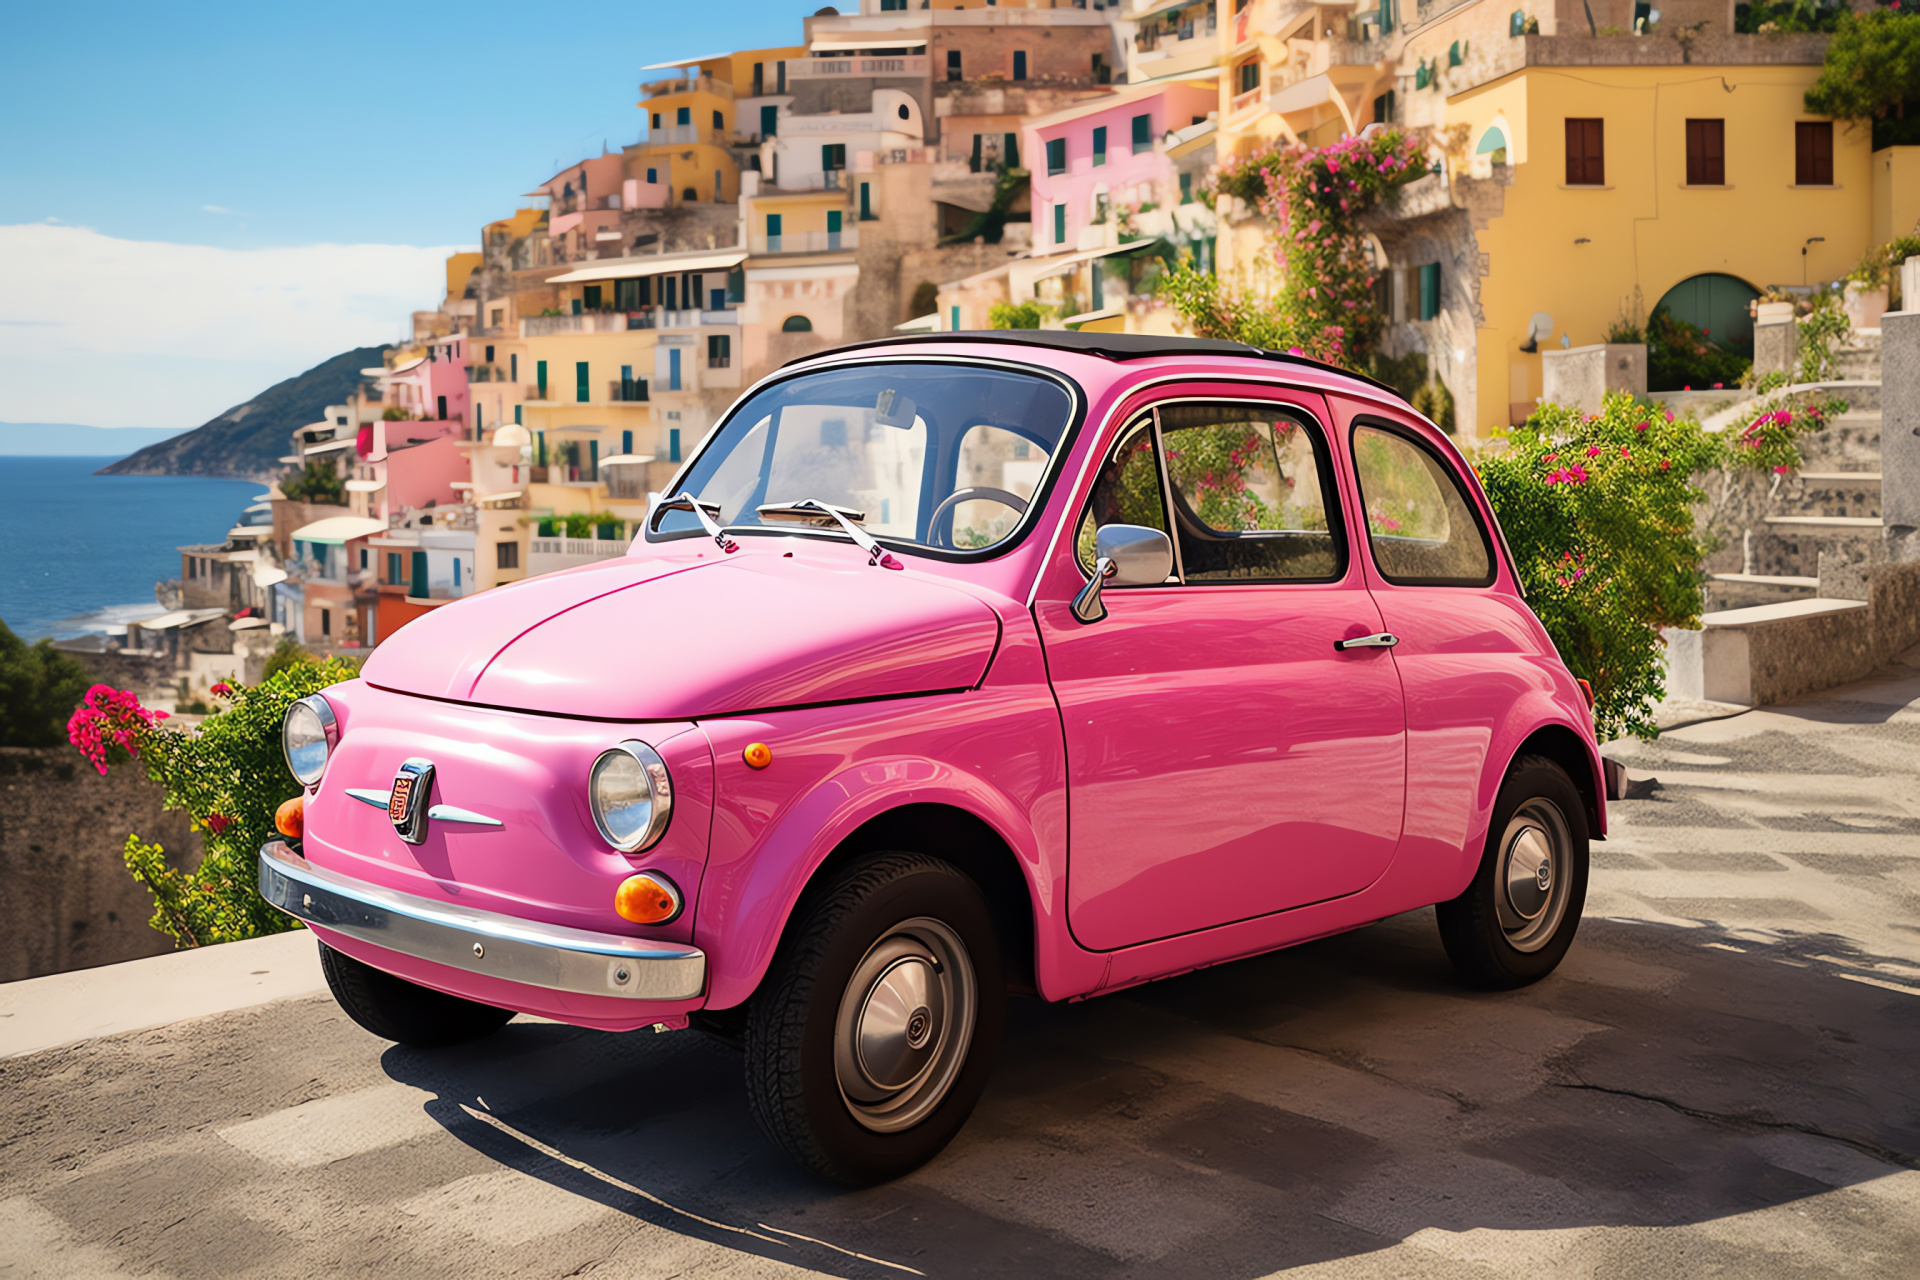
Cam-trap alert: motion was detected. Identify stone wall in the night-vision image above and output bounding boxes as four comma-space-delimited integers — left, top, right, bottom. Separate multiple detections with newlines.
0, 748, 202, 982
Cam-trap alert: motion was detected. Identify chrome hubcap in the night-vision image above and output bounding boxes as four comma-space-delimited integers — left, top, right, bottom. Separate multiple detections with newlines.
1496, 799, 1572, 953
834, 918, 976, 1133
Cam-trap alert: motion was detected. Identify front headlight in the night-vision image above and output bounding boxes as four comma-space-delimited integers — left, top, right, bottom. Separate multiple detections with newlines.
283, 694, 338, 786
590, 741, 673, 853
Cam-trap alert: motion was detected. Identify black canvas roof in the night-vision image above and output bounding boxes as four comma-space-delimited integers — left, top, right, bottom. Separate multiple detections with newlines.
790, 330, 1405, 401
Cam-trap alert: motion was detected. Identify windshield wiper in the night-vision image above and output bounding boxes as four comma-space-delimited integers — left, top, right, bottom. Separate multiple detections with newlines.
648, 492, 738, 554
757, 499, 903, 570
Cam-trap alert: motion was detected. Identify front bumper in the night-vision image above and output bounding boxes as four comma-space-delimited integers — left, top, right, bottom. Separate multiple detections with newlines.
258, 841, 706, 1001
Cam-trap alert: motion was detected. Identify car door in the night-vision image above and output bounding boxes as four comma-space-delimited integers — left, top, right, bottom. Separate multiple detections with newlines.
1036, 391, 1408, 953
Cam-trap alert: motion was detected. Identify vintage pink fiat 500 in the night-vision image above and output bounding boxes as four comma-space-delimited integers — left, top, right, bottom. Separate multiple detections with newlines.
263, 332, 1604, 1183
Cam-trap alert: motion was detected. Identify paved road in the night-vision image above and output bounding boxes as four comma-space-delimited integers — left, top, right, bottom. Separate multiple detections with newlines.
5, 652, 1920, 1279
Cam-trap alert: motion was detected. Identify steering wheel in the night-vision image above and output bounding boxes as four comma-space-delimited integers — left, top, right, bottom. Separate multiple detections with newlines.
928, 486, 1030, 549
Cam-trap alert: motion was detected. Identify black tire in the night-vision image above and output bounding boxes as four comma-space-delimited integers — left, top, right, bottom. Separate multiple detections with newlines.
1437, 754, 1590, 989
744, 853, 1005, 1184
318, 941, 515, 1048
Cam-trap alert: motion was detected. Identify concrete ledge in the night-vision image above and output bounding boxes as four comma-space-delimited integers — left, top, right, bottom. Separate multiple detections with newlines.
1667, 561, 1920, 708
0, 929, 323, 1059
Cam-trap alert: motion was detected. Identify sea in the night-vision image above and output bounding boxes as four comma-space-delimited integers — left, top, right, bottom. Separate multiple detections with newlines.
0, 457, 262, 643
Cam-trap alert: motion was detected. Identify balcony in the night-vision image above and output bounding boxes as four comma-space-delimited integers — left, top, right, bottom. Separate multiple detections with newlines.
644, 125, 729, 148
624, 307, 741, 330
530, 537, 630, 577
641, 72, 734, 101
606, 379, 650, 403
521, 312, 628, 337
752, 229, 860, 254
784, 55, 928, 79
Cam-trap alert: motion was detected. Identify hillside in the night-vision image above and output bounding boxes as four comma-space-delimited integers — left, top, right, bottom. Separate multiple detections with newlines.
97, 345, 391, 480
0, 423, 183, 457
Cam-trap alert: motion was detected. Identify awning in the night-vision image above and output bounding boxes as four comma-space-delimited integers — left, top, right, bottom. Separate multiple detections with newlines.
640, 52, 730, 70
132, 608, 227, 632
1269, 73, 1336, 118
345, 479, 384, 492
598, 454, 655, 466
809, 38, 927, 52
475, 489, 526, 505
278, 455, 304, 465
230, 617, 271, 631
548, 249, 749, 283
1024, 238, 1165, 283
304, 438, 356, 456
895, 313, 941, 333
290, 516, 388, 545
254, 565, 288, 589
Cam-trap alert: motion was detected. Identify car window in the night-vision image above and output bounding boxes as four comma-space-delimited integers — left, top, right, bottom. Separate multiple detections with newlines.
951, 423, 1047, 550
1351, 422, 1494, 585
1159, 403, 1343, 583
1075, 417, 1168, 576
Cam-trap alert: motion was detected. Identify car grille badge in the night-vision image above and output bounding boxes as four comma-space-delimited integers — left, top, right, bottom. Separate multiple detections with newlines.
388, 758, 435, 845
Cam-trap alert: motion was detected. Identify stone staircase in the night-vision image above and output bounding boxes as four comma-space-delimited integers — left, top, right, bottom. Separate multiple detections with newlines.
1705, 384, 1886, 611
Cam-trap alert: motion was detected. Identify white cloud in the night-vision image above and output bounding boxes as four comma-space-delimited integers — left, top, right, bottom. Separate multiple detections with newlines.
200, 204, 252, 217
0, 223, 463, 429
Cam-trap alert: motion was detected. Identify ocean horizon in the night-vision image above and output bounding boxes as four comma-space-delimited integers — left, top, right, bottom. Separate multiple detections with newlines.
0, 456, 261, 643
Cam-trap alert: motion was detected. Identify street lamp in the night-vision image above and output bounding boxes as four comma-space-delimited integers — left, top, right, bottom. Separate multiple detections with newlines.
1803, 236, 1826, 286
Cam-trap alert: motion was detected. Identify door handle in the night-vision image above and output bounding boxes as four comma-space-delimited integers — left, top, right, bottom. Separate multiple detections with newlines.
1334, 632, 1399, 652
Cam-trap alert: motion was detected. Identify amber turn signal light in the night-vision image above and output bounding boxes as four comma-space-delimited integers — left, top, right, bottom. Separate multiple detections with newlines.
274, 795, 305, 839
743, 742, 773, 770
1575, 678, 1595, 710
614, 872, 681, 925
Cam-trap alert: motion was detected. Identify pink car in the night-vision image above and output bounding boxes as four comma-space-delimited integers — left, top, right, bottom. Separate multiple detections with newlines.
262, 332, 1604, 1183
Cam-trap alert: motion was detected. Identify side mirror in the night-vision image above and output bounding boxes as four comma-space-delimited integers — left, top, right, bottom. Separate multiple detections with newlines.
1071, 524, 1173, 623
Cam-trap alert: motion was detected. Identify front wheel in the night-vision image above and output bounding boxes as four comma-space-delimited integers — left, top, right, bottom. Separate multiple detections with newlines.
744, 853, 1005, 1184
319, 941, 515, 1048
1436, 754, 1590, 989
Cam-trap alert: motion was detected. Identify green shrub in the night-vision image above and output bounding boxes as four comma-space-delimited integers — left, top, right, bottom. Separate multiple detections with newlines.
278, 458, 347, 504
0, 618, 93, 747
1411, 379, 1456, 435
1478, 396, 1723, 739
262, 636, 315, 681
75, 660, 362, 946
1647, 306, 1750, 391
989, 300, 1050, 330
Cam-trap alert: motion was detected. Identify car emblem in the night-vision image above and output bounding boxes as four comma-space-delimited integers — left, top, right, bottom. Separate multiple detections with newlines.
388, 758, 435, 845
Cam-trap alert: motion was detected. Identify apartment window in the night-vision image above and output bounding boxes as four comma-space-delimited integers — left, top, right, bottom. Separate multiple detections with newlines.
1092, 125, 1107, 166
1093, 51, 1110, 84
510, 353, 518, 382
950, 304, 962, 331
760, 104, 778, 138
728, 267, 745, 302
1132, 113, 1152, 154
1373, 90, 1395, 124
1179, 171, 1193, 203
1013, 50, 1027, 80
971, 133, 984, 172
576, 361, 590, 403
411, 552, 428, 598
1418, 262, 1442, 320
583, 284, 602, 310
861, 181, 875, 220
1237, 60, 1259, 95
320, 608, 331, 638
387, 553, 402, 583
652, 112, 661, 130
647, 166, 658, 183
669, 428, 682, 462
709, 334, 731, 367
712, 109, 723, 130
484, 344, 494, 363
453, 558, 461, 588
514, 405, 522, 425
752, 61, 764, 95
622, 428, 633, 454
823, 143, 846, 171
668, 348, 682, 391
766, 212, 782, 249
497, 541, 518, 571
1046, 138, 1067, 175
676, 106, 690, 126
777, 61, 786, 93
436, 394, 447, 420
1565, 118, 1605, 185
1003, 132, 1019, 170
947, 49, 962, 81
360, 548, 369, 570
1054, 202, 1067, 244
1686, 118, 1725, 185
1796, 121, 1834, 185
883, 0, 908, 8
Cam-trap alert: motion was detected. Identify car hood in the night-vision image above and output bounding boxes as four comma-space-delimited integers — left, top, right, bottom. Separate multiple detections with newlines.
360, 551, 1003, 720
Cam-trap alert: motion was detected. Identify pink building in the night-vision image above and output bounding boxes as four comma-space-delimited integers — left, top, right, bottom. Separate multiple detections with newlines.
376, 335, 471, 428
346, 420, 467, 526
1025, 81, 1217, 258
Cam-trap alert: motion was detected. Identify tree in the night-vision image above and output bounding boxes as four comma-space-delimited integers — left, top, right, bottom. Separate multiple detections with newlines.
988, 301, 1050, 329
1805, 11, 1920, 147
0, 619, 94, 747
278, 458, 346, 505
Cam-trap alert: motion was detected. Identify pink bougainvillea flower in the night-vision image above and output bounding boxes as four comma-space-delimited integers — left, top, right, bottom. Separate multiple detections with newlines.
66, 685, 166, 776
1542, 452, 1560, 463
1585, 445, 1602, 457
205, 814, 232, 835
209, 682, 233, 698
1660, 459, 1672, 470
1712, 382, 1723, 389
1773, 464, 1790, 474
1620, 446, 1631, 457
1665, 409, 1675, 422
1635, 420, 1649, 432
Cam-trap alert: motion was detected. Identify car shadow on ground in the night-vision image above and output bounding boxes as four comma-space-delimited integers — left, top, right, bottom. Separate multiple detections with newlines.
381, 912, 1920, 1278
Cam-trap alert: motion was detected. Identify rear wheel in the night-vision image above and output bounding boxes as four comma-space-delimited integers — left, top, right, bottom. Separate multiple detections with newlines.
744, 853, 1005, 1184
1437, 755, 1589, 989
319, 941, 515, 1048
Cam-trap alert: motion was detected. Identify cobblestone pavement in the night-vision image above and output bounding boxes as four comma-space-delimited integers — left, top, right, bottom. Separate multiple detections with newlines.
4, 652, 1918, 1279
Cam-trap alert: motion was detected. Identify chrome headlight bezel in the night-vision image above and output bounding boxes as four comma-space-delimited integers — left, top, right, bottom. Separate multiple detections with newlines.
589, 741, 674, 853
283, 694, 339, 787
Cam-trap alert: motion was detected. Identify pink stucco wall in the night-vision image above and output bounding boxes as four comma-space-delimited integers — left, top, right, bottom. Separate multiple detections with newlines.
1026, 84, 1217, 254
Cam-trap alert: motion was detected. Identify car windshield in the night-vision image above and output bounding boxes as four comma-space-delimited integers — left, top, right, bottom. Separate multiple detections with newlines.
657, 362, 1076, 555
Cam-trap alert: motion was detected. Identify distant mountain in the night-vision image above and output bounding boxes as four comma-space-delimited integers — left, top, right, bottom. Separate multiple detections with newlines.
97, 345, 391, 480
0, 423, 184, 457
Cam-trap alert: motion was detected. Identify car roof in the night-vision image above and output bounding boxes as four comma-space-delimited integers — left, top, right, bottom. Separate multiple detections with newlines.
787, 330, 1408, 403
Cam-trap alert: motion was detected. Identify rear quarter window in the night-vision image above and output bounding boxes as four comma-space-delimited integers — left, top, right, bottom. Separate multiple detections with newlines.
1351, 421, 1494, 586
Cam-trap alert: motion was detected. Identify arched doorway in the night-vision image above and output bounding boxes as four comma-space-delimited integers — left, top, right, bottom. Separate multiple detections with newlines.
781, 315, 813, 332
1653, 273, 1760, 356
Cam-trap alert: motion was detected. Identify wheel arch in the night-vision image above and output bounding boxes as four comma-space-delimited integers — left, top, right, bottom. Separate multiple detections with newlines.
1506, 721, 1605, 841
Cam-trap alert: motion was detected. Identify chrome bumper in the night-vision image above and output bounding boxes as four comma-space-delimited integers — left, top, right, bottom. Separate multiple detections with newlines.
258, 841, 705, 1001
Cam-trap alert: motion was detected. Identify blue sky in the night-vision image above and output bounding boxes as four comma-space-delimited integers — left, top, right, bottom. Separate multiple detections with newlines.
0, 1, 807, 430
1, 0, 806, 248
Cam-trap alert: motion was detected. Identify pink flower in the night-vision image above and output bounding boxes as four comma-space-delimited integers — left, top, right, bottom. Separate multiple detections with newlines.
1542, 452, 1560, 463
206, 814, 231, 835
66, 685, 167, 776
1665, 409, 1675, 422
1585, 445, 1602, 457
210, 682, 233, 698
1712, 382, 1723, 389
1620, 446, 1631, 457
1635, 420, 1649, 432
1660, 459, 1672, 470
1773, 464, 1790, 474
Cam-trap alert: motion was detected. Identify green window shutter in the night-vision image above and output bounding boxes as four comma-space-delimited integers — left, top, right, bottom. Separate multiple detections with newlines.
410, 551, 428, 598
536, 360, 547, 394
536, 430, 546, 466
1002, 133, 1019, 169
1092, 261, 1105, 311
767, 213, 782, 236
576, 361, 589, 402
1179, 171, 1193, 203
1419, 263, 1441, 320
760, 104, 778, 137
589, 440, 599, 479
828, 210, 842, 233
950, 304, 961, 332
1092, 126, 1106, 166
1054, 203, 1066, 244
1132, 114, 1152, 154
669, 428, 681, 462
622, 429, 633, 454
1046, 138, 1065, 175
510, 353, 518, 381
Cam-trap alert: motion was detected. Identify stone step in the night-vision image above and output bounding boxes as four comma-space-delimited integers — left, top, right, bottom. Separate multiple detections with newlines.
1798, 411, 1882, 469
1763, 515, 1882, 528
1750, 517, 1884, 577
1780, 471, 1883, 520
1704, 573, 1821, 611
